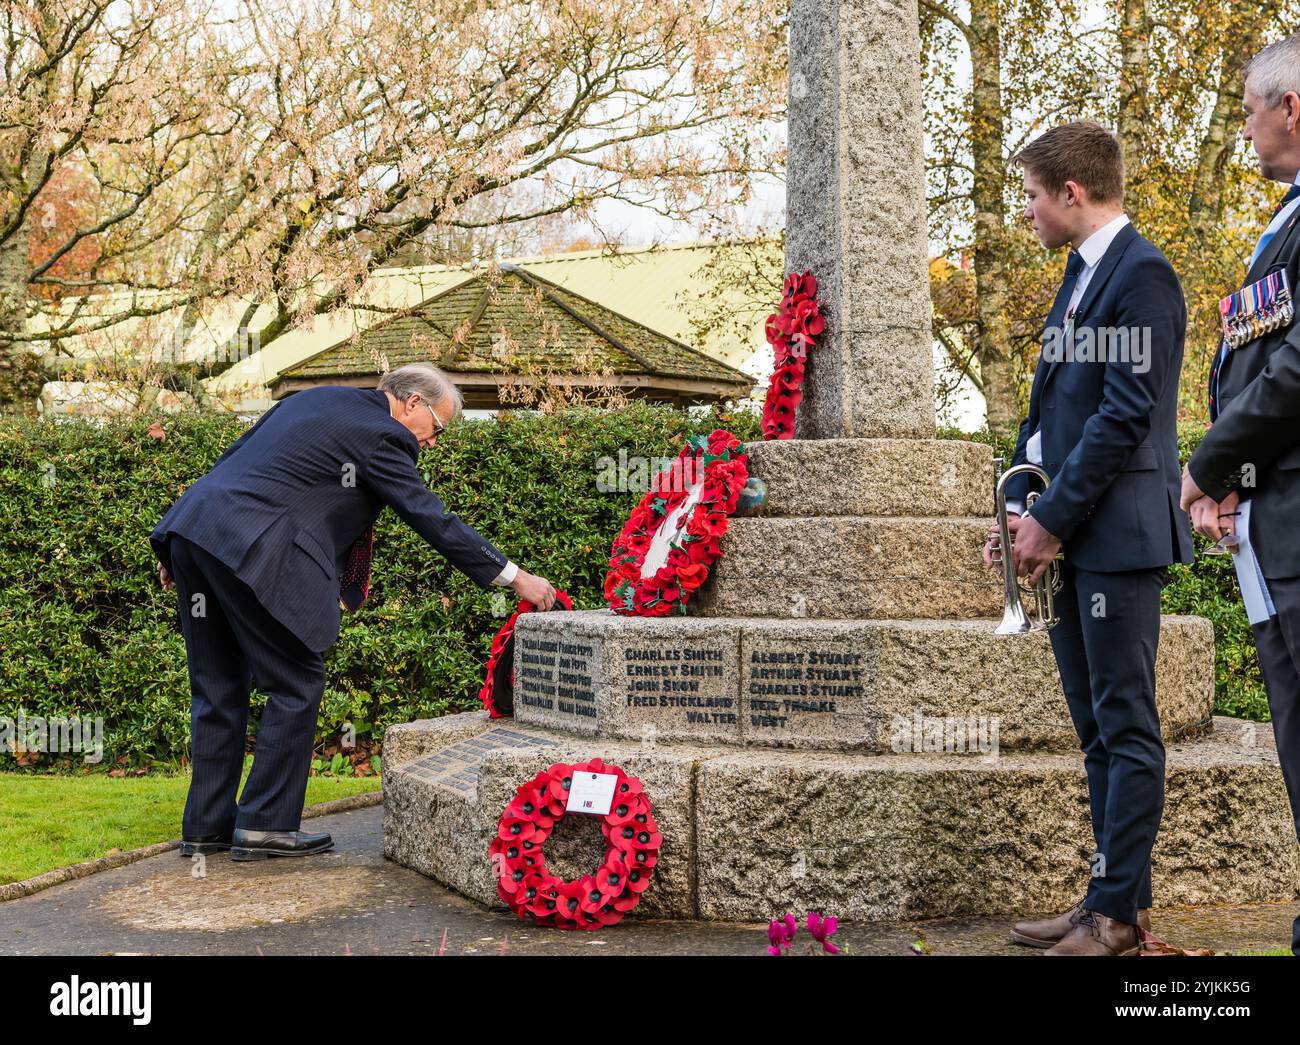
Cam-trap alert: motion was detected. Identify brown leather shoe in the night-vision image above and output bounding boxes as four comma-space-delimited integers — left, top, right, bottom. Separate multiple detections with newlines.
1044, 909, 1141, 955
1011, 900, 1084, 948
1012, 901, 1150, 948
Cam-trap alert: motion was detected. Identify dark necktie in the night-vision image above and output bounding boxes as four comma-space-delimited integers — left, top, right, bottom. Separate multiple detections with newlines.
340, 527, 374, 611
1046, 250, 1085, 334
1273, 183, 1300, 219
1062, 249, 1084, 320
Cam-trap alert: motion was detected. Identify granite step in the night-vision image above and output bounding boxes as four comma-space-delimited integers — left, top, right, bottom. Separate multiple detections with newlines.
383, 713, 1299, 922
690, 515, 1005, 619
738, 437, 993, 518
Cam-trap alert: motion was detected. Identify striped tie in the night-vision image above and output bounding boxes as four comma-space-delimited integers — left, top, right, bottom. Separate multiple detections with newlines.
1249, 183, 1300, 269
340, 527, 374, 611
1274, 182, 1300, 218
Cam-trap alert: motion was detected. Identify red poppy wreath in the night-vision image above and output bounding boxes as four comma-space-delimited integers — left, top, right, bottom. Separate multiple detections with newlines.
490, 758, 662, 930
761, 270, 825, 440
478, 591, 574, 718
604, 429, 748, 616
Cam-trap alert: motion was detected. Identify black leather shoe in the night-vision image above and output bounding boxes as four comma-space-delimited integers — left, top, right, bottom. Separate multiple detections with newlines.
229, 828, 334, 861
179, 833, 233, 856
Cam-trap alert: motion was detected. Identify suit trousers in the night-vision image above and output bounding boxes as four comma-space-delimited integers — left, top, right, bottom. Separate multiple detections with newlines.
1247, 576, 1300, 957
1048, 561, 1168, 925
168, 534, 326, 834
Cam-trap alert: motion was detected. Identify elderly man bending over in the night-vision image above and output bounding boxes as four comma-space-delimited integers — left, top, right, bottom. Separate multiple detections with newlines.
151, 364, 556, 861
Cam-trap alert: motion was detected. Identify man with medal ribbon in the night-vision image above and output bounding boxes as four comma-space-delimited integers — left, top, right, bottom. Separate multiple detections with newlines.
1180, 32, 1300, 958
985, 121, 1193, 955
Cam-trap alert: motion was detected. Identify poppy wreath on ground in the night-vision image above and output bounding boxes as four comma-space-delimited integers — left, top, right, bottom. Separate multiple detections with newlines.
477, 591, 574, 718
489, 758, 662, 930
761, 270, 825, 439
604, 429, 749, 616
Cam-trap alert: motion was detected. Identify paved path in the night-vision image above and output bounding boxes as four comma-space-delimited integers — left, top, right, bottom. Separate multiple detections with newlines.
1, 804, 1294, 955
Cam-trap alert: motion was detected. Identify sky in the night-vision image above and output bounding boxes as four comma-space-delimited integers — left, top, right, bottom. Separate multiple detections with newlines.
575, 0, 1118, 253
582, 174, 787, 247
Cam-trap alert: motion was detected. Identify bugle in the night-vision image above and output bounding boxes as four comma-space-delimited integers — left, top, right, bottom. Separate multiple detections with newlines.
991, 462, 1063, 634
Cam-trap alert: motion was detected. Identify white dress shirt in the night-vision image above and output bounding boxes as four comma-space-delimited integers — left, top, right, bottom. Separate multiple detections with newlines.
1007, 213, 1132, 516
492, 560, 518, 586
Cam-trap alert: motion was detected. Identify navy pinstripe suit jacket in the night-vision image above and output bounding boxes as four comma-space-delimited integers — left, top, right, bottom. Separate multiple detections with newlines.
151, 386, 509, 652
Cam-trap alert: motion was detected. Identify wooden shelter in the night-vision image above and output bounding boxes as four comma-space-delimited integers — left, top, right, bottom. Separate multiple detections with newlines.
269, 263, 753, 407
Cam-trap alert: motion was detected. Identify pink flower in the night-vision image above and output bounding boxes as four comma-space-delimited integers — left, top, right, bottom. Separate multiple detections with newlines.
807, 911, 840, 954
766, 912, 799, 955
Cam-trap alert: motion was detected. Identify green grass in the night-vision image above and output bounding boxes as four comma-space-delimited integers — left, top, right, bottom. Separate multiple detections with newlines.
0, 762, 382, 885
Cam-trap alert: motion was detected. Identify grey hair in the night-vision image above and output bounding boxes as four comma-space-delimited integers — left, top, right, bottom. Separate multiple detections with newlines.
377, 363, 463, 418
1245, 33, 1300, 108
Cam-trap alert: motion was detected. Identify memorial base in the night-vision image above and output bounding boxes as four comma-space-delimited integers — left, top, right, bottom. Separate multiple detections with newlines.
383, 712, 1300, 921
381, 435, 1299, 922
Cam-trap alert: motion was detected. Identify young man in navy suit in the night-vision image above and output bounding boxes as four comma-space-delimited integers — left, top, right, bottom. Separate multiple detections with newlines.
1180, 33, 1300, 958
152, 364, 556, 861
983, 121, 1193, 955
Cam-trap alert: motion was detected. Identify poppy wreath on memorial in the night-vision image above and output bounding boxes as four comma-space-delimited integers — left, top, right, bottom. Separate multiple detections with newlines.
490, 758, 662, 930
604, 429, 749, 617
761, 270, 825, 439
477, 590, 574, 719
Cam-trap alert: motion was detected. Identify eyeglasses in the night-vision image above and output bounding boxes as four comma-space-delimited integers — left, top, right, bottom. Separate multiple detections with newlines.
415, 397, 446, 439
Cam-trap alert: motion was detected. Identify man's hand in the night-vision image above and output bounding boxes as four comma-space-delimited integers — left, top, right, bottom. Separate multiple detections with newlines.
1179, 463, 1207, 513
983, 512, 1020, 570
1190, 489, 1240, 544
158, 562, 174, 591
1011, 513, 1062, 586
510, 568, 557, 610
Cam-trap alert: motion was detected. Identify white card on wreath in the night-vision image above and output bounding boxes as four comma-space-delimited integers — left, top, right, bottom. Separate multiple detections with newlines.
565, 772, 620, 816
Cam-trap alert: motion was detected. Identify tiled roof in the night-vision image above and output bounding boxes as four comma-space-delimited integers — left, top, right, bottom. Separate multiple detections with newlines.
274, 263, 752, 399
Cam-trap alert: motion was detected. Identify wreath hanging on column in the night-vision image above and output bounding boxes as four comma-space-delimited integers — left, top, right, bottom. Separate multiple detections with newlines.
603, 429, 748, 616
761, 270, 825, 440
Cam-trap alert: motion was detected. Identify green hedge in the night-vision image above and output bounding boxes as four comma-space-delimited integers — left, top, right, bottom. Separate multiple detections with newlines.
0, 403, 759, 769
0, 406, 1266, 770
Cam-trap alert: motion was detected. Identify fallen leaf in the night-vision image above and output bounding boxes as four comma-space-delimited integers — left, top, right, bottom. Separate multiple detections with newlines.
146, 422, 165, 441
1137, 929, 1215, 956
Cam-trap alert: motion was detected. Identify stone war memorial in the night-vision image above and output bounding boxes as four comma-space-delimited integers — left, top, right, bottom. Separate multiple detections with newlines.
382, 0, 1298, 925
